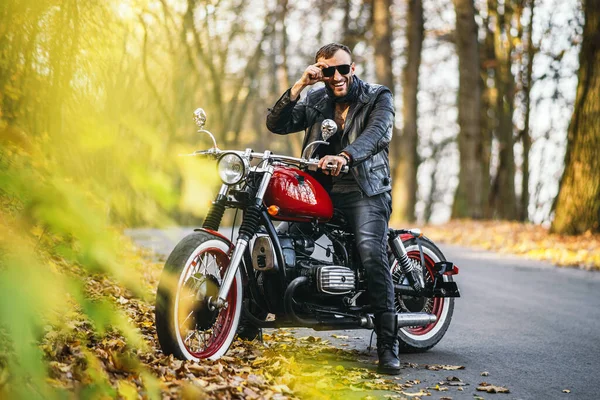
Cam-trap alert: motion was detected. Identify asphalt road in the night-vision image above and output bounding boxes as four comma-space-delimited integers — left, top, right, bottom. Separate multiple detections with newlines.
127, 227, 600, 400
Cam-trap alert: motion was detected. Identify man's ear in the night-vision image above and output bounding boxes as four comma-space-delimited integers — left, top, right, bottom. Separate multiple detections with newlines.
351, 62, 356, 74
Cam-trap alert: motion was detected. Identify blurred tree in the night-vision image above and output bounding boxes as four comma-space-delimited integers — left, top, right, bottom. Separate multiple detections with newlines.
181, 0, 275, 147
372, 0, 422, 223
272, 0, 304, 156
451, 0, 485, 219
486, 0, 518, 219
398, 0, 424, 223
343, 0, 372, 51
551, 0, 600, 234
516, 0, 537, 221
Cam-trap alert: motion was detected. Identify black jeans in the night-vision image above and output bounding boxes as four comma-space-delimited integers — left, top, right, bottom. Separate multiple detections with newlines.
330, 190, 394, 316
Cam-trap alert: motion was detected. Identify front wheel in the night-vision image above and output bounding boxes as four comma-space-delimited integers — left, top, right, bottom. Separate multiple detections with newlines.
155, 231, 242, 361
391, 237, 455, 352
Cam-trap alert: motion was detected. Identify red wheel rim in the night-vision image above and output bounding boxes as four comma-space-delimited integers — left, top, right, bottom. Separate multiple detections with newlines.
402, 252, 444, 335
177, 246, 238, 359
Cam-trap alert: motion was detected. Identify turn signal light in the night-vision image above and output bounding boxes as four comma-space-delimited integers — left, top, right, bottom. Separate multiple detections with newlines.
267, 205, 280, 216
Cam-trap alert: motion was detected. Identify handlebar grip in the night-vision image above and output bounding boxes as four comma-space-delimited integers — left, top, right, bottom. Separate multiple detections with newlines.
193, 149, 219, 157
324, 162, 349, 174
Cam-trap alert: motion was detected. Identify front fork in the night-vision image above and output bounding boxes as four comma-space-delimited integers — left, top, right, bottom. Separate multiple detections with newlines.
209, 165, 274, 310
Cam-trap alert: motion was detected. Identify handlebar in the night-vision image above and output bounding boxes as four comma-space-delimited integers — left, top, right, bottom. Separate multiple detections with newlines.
186, 147, 349, 174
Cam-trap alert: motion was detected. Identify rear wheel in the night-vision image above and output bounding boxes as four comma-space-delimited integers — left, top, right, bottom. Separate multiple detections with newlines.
391, 237, 454, 352
155, 232, 242, 360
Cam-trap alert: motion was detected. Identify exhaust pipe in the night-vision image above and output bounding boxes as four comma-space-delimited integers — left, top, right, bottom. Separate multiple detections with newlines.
283, 277, 436, 329
284, 276, 319, 326
396, 312, 437, 327
359, 313, 436, 330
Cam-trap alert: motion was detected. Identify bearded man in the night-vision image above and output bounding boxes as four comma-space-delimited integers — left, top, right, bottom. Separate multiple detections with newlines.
266, 43, 400, 374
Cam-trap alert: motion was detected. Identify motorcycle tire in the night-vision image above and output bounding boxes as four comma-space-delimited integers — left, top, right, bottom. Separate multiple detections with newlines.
392, 236, 455, 353
155, 231, 242, 361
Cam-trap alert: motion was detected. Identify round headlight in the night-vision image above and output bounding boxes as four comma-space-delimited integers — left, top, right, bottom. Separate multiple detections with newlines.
217, 153, 248, 185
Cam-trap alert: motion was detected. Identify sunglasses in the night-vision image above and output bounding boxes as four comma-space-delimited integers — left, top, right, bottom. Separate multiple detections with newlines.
322, 64, 352, 77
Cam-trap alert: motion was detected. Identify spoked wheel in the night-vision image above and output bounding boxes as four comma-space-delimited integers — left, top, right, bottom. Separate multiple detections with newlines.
390, 237, 454, 352
155, 231, 242, 361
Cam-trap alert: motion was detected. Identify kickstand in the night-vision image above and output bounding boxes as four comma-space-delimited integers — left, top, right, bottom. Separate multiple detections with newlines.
258, 328, 264, 344
367, 329, 376, 352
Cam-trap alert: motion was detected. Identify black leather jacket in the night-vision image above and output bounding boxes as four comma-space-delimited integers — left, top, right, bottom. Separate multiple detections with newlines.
266, 77, 394, 197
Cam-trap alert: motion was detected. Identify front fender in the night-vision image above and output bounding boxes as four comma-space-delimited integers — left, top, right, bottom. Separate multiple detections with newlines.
194, 228, 234, 250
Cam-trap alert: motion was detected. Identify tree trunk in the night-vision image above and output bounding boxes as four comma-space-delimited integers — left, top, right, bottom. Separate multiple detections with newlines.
451, 0, 484, 219
372, 0, 421, 223
396, 0, 423, 223
551, 0, 600, 234
480, 14, 496, 219
274, 0, 303, 156
372, 0, 394, 90
518, 0, 536, 222
487, 0, 518, 220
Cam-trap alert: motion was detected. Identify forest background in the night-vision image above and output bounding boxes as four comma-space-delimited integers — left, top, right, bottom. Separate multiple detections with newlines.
0, 0, 598, 398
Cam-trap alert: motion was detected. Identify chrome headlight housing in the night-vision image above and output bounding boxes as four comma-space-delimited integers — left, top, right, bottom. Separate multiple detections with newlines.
217, 152, 248, 185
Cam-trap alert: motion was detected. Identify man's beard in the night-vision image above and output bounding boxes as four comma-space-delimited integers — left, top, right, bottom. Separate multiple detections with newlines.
325, 75, 359, 103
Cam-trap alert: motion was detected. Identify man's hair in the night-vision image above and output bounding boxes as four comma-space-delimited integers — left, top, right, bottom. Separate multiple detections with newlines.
315, 43, 352, 62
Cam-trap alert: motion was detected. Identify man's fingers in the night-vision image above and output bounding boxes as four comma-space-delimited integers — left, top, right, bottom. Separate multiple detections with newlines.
335, 163, 343, 176
308, 66, 323, 80
319, 156, 331, 168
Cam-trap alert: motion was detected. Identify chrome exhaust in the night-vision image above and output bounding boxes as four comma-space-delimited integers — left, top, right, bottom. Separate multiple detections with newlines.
396, 312, 437, 327
358, 312, 436, 329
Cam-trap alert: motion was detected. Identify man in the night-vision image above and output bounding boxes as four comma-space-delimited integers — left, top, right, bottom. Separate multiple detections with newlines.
266, 43, 399, 375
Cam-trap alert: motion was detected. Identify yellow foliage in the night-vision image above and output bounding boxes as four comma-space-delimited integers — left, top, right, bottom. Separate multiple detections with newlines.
0, 0, 214, 397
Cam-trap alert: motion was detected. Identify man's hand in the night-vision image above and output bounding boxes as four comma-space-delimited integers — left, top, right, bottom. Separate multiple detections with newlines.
318, 155, 347, 177
290, 62, 329, 100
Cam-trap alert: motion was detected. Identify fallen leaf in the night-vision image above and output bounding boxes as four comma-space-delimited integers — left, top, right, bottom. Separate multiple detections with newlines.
563, 389, 571, 393
271, 384, 292, 394
477, 382, 510, 393
481, 371, 489, 376
428, 384, 448, 392
446, 376, 469, 386
331, 334, 349, 339
400, 389, 430, 397
426, 364, 465, 371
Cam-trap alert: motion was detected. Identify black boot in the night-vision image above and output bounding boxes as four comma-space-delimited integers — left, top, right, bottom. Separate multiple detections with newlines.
375, 312, 401, 375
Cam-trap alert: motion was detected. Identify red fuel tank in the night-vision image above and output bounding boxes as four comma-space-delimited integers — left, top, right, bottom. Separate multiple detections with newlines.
263, 166, 333, 223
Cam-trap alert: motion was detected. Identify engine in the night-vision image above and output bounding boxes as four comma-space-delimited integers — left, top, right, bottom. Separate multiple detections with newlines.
250, 233, 356, 295
314, 265, 356, 295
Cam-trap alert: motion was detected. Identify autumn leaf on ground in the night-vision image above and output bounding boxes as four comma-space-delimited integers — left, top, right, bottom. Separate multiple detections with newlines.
424, 220, 600, 270
445, 376, 468, 386
427, 384, 448, 392
425, 364, 465, 371
477, 382, 510, 393
331, 334, 349, 339
400, 389, 431, 397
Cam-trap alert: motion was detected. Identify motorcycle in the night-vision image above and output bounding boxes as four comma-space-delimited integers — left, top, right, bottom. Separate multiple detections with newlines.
155, 108, 460, 361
